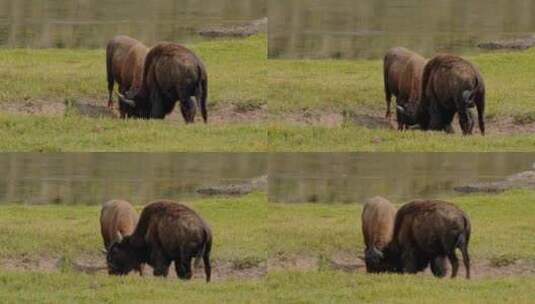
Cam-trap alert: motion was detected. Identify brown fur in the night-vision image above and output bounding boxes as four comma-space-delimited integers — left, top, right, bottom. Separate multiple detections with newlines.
119, 43, 208, 123
385, 200, 471, 279
396, 54, 427, 130
419, 54, 486, 135
383, 47, 416, 120
106, 200, 212, 282
361, 196, 397, 272
106, 35, 149, 117
100, 200, 144, 275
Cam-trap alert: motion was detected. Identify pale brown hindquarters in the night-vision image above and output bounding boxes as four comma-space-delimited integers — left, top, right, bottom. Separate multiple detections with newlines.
396, 54, 427, 130
383, 47, 415, 121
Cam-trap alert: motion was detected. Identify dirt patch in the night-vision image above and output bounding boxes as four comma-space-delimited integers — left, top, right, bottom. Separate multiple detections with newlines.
0, 99, 267, 125
275, 108, 535, 135
478, 35, 535, 51
198, 18, 267, 38
455, 169, 535, 194
0, 255, 267, 282
268, 253, 535, 279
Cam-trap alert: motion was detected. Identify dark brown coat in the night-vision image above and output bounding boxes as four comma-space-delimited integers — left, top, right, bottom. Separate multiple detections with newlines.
105, 35, 149, 117
384, 200, 471, 279
361, 196, 397, 272
383, 47, 415, 120
395, 54, 427, 130
106, 200, 212, 282
419, 54, 486, 135
118, 43, 208, 123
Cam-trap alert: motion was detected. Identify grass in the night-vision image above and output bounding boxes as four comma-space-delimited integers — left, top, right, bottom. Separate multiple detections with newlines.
268, 49, 535, 151
268, 124, 535, 152
1, 190, 534, 303
0, 35, 267, 152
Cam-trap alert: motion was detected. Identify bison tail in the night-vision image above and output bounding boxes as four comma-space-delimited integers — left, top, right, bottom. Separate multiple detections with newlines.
196, 65, 208, 123
457, 216, 471, 279
202, 229, 212, 282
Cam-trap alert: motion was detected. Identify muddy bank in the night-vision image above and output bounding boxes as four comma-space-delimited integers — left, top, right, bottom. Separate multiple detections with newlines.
478, 35, 535, 51
0, 99, 268, 125
455, 169, 535, 194
3, 253, 533, 280
0, 255, 267, 281
198, 17, 267, 38
274, 108, 535, 135
197, 175, 267, 196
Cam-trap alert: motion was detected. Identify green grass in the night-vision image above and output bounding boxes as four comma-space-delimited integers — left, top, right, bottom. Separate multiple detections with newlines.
268, 124, 535, 152
268, 49, 535, 151
1, 190, 534, 303
0, 114, 266, 152
0, 35, 266, 152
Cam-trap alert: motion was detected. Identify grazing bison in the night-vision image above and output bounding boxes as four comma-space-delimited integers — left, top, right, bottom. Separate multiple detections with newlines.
418, 54, 486, 135
383, 47, 416, 121
106, 200, 212, 282
395, 53, 428, 130
100, 200, 143, 275
105, 35, 149, 117
383, 200, 471, 279
361, 196, 397, 273
118, 42, 208, 123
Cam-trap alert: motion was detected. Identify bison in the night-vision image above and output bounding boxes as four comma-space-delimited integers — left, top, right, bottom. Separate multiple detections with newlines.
383, 47, 416, 121
118, 42, 208, 123
106, 200, 212, 282
105, 35, 149, 118
383, 199, 471, 279
417, 54, 486, 135
395, 53, 428, 130
100, 199, 143, 275
361, 196, 397, 273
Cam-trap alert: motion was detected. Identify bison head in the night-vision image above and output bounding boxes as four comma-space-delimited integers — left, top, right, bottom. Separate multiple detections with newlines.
396, 104, 419, 127
364, 246, 402, 273
106, 236, 140, 275
117, 91, 150, 119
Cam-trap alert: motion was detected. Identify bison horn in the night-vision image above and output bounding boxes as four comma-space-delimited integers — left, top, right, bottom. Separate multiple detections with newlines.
115, 231, 123, 243
116, 92, 135, 107
371, 247, 384, 259
396, 105, 405, 114
101, 248, 108, 255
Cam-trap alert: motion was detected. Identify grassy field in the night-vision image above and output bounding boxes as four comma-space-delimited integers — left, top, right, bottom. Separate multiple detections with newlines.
268, 49, 535, 151
0, 35, 267, 152
1, 190, 534, 303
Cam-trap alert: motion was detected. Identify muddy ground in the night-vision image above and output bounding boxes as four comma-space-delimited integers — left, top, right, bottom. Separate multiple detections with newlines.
1, 253, 533, 281
478, 35, 535, 51
455, 169, 535, 194
2, 99, 535, 135
198, 18, 267, 38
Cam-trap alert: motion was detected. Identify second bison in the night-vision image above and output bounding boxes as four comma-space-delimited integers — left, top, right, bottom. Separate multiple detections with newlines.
361, 196, 397, 273
383, 199, 471, 279
419, 54, 486, 135
118, 42, 208, 123
106, 200, 212, 282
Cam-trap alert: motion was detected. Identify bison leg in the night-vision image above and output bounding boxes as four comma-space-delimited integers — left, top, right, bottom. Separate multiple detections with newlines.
149, 90, 166, 119
448, 251, 460, 278
458, 110, 475, 135
151, 248, 171, 277
430, 256, 447, 278
175, 256, 193, 280
427, 103, 445, 132
401, 249, 419, 274
179, 96, 196, 124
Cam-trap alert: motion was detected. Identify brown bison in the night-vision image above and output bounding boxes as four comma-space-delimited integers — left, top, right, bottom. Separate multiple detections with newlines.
100, 200, 143, 275
383, 200, 471, 279
361, 196, 397, 273
105, 35, 149, 118
418, 54, 486, 135
383, 47, 416, 121
395, 53, 428, 130
106, 200, 212, 282
118, 42, 208, 123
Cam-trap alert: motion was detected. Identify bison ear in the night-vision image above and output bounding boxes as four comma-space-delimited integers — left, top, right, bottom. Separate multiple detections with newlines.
116, 93, 136, 107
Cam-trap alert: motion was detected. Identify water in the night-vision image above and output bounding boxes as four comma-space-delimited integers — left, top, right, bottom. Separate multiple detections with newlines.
0, 153, 267, 205
0, 0, 265, 48
269, 153, 535, 204
269, 0, 535, 59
